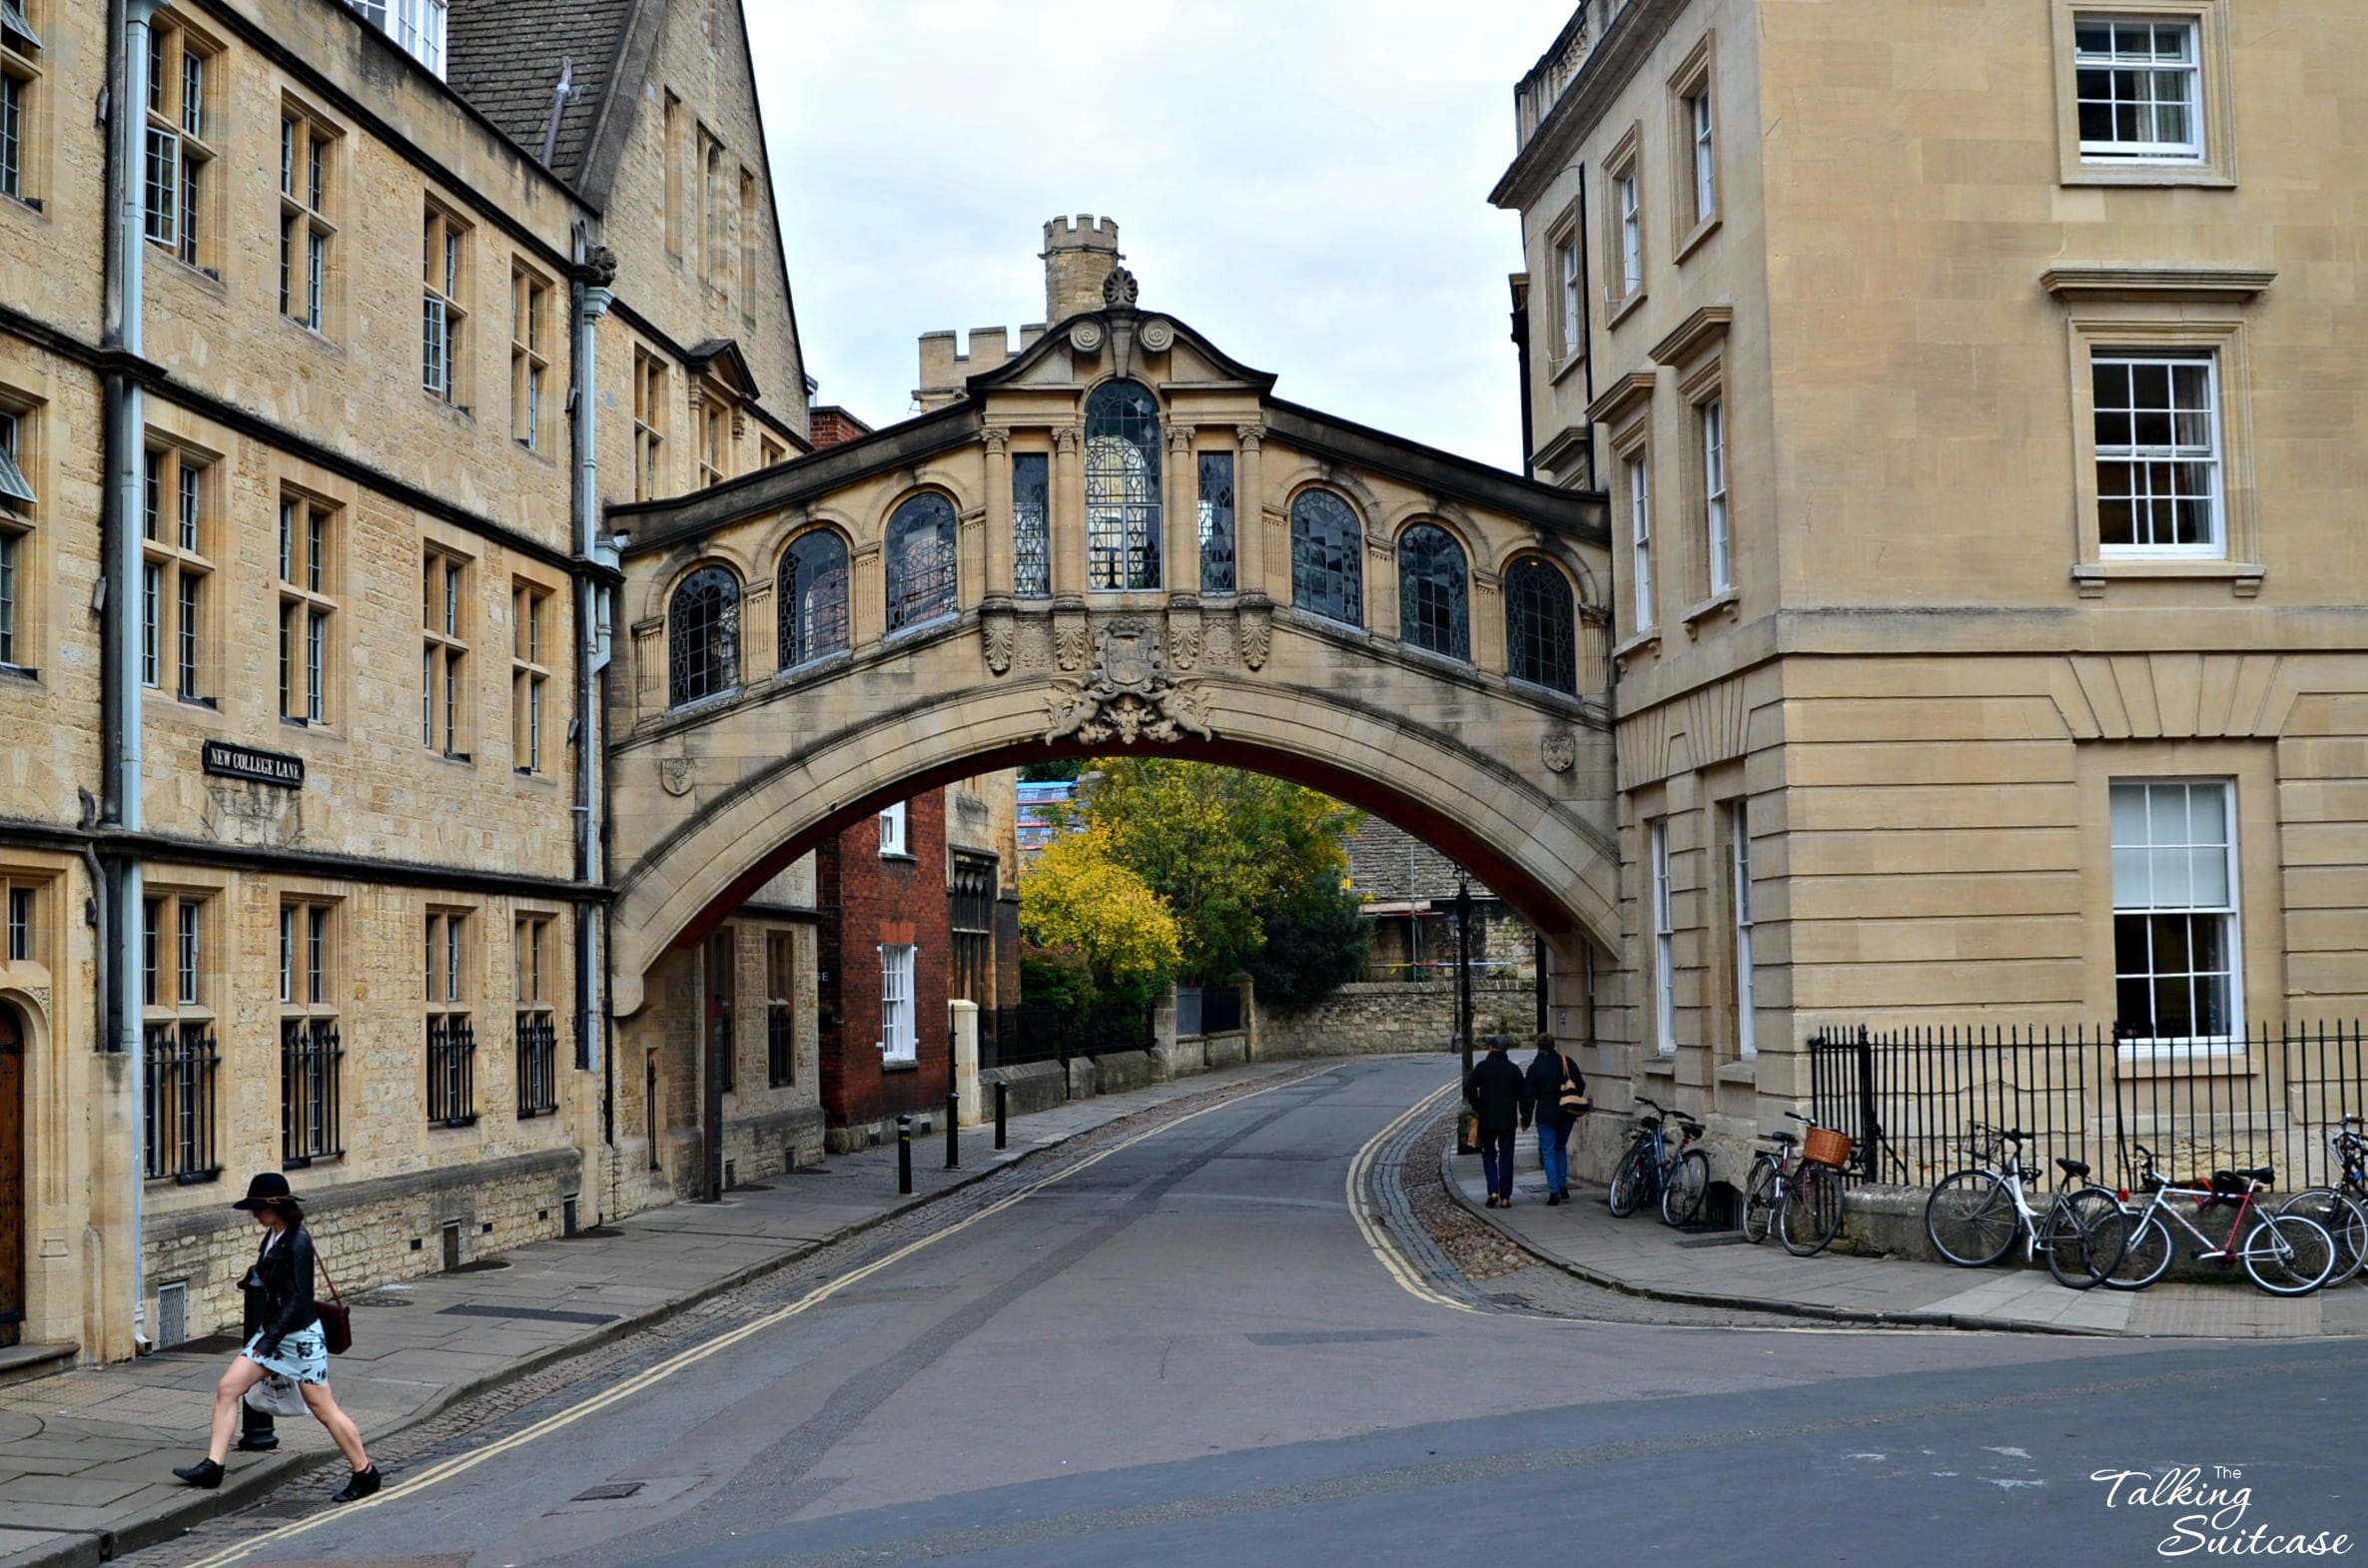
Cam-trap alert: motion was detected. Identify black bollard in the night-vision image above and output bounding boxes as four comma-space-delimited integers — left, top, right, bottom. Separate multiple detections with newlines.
995, 1080, 1008, 1151
897, 1115, 913, 1194
945, 1090, 960, 1171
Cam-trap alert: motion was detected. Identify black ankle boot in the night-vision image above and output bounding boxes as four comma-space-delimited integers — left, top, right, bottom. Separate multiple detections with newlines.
173, 1458, 225, 1489
331, 1465, 382, 1503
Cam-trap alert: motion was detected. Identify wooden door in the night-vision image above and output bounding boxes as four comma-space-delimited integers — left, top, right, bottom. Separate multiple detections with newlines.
0, 1005, 23, 1349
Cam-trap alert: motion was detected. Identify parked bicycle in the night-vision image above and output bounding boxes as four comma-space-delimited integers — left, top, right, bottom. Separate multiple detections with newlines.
1742, 1111, 1848, 1257
2275, 1115, 2368, 1286
1607, 1097, 1710, 1227
2101, 1144, 2335, 1296
1924, 1125, 2126, 1288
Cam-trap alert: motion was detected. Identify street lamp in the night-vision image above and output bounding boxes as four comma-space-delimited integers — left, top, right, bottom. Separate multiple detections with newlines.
1456, 876, 1474, 1153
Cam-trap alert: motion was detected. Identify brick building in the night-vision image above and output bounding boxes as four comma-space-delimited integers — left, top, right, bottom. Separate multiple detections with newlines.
0, 0, 810, 1365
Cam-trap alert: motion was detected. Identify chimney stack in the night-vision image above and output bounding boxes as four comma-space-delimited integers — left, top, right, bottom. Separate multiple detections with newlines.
1042, 214, 1122, 324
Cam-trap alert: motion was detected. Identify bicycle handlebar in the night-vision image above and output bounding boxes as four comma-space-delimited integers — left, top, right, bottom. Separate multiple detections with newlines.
1635, 1097, 1667, 1114
1785, 1111, 1816, 1126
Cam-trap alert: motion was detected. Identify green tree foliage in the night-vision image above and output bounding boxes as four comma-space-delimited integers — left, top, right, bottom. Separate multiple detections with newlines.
1073, 759, 1364, 987
1017, 825, 1183, 1007
1018, 758, 1084, 782
1244, 877, 1374, 1007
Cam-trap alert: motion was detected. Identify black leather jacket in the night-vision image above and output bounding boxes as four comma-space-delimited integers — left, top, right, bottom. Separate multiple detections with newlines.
239, 1226, 319, 1355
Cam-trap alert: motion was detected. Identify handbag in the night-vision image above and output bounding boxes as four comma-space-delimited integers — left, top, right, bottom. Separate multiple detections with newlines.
1458, 1111, 1481, 1152
312, 1251, 353, 1356
244, 1373, 310, 1418
1558, 1057, 1591, 1119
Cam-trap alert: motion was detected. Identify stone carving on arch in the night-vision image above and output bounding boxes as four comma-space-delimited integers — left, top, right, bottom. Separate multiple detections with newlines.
1043, 618, 1213, 747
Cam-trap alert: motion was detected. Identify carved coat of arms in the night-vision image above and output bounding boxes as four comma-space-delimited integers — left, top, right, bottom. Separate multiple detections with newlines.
1044, 619, 1213, 747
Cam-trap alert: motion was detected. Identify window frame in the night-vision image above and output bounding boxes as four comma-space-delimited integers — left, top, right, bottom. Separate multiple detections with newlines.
1083, 380, 1164, 592
141, 17, 217, 272
141, 441, 215, 703
666, 562, 742, 708
1602, 122, 1645, 324
776, 527, 850, 670
1699, 393, 1731, 595
1503, 556, 1579, 697
1288, 486, 1364, 628
1648, 818, 1676, 1057
509, 262, 551, 452
884, 491, 959, 633
1728, 799, 1755, 1061
632, 348, 668, 501
878, 799, 908, 859
2062, 314, 2257, 592
1012, 448, 1052, 600
0, 399, 32, 674
879, 942, 917, 1065
275, 489, 338, 726
1668, 32, 1720, 260
2051, 2, 2234, 187
2108, 777, 2241, 1050
510, 578, 550, 774
1394, 520, 1471, 662
1195, 449, 1235, 597
423, 904, 479, 1127
420, 542, 471, 760
278, 102, 339, 335
420, 200, 469, 406
1625, 448, 1654, 633
2087, 350, 2223, 560
1, 0, 41, 209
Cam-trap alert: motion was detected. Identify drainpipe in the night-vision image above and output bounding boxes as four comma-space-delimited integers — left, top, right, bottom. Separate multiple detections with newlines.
104, 0, 169, 1355
570, 236, 617, 1157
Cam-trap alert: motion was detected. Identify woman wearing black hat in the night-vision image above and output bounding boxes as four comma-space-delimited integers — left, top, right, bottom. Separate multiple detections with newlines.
172, 1173, 381, 1501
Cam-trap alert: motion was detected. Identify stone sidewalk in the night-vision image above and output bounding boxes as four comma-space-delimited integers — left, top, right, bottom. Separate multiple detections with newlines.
0, 1062, 1311, 1568
1446, 1142, 2368, 1339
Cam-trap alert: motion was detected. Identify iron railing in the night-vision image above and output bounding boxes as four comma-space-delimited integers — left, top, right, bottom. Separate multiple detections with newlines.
281, 1018, 342, 1166
427, 1015, 477, 1127
767, 1002, 795, 1087
980, 1003, 1155, 1070
515, 1012, 558, 1118
1810, 1022, 2368, 1190
144, 1023, 219, 1183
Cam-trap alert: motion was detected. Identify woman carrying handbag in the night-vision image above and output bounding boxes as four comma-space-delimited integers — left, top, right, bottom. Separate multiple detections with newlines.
1524, 1033, 1587, 1205
173, 1173, 382, 1502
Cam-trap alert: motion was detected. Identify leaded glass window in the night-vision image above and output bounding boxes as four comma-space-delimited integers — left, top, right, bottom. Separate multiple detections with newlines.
1397, 522, 1468, 660
1505, 558, 1577, 695
1012, 451, 1050, 599
886, 492, 957, 631
1084, 381, 1161, 590
777, 530, 849, 669
668, 564, 739, 706
1197, 452, 1234, 596
1290, 488, 1362, 625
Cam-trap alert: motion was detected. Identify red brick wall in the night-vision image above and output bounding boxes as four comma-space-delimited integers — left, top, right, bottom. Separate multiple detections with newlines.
806, 405, 875, 449
816, 789, 952, 1134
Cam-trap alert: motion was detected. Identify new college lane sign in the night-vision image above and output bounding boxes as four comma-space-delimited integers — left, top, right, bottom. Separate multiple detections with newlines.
202, 739, 306, 790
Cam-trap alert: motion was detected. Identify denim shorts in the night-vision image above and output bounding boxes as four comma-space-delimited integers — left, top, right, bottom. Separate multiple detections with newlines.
243, 1321, 329, 1385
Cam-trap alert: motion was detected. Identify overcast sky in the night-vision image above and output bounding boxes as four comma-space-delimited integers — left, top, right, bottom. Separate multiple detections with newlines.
749, 1, 1573, 472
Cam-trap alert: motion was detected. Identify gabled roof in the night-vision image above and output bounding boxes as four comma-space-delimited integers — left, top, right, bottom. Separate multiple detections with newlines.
963, 309, 1279, 397
685, 339, 762, 403
445, 0, 655, 194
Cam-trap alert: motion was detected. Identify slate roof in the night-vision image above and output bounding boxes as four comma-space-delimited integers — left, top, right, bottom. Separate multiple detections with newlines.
1346, 819, 1499, 905
445, 0, 641, 188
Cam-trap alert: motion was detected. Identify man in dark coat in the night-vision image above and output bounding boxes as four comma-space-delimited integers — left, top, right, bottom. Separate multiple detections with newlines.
1524, 1033, 1583, 1204
1463, 1035, 1531, 1207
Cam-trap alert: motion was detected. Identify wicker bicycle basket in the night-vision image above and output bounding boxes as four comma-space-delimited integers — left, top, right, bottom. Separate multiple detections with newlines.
1803, 1127, 1854, 1170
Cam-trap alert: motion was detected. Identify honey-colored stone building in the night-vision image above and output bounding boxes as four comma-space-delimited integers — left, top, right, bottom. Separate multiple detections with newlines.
0, 0, 812, 1365
1495, 0, 2368, 1176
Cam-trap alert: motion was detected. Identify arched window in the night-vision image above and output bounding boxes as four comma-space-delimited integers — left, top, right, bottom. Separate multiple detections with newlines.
777, 530, 849, 669
1290, 488, 1363, 625
1084, 380, 1162, 590
1505, 557, 1578, 695
885, 492, 958, 631
1397, 523, 1470, 660
668, 564, 741, 706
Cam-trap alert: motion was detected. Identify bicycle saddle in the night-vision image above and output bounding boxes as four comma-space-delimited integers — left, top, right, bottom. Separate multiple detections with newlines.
1636, 1116, 1662, 1131
2055, 1158, 2090, 1178
2213, 1167, 2273, 1190
1765, 1131, 1799, 1146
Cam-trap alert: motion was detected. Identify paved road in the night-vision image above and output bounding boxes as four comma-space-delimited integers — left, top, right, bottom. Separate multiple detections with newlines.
131, 1058, 2367, 1568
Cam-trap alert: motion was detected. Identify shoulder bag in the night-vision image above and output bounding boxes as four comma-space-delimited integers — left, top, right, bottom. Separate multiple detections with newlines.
312, 1249, 353, 1356
1558, 1056, 1591, 1120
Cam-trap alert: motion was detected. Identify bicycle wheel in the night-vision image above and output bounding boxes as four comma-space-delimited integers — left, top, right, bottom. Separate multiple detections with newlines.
2278, 1188, 2368, 1285
1660, 1149, 1710, 1228
1742, 1157, 1778, 1244
1925, 1170, 2017, 1267
2102, 1210, 2174, 1290
1780, 1163, 1844, 1257
2041, 1189, 2123, 1289
1607, 1141, 1652, 1218
2242, 1212, 2335, 1296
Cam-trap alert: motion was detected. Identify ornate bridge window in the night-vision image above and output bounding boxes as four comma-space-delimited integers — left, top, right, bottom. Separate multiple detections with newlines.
1085, 380, 1162, 590
886, 492, 958, 631
1012, 451, 1050, 598
777, 529, 849, 669
1397, 522, 1469, 660
668, 564, 741, 706
1505, 557, 1578, 695
1290, 487, 1363, 626
1196, 452, 1235, 595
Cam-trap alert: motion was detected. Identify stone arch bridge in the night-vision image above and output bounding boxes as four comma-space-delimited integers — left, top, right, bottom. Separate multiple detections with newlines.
603, 294, 1618, 1024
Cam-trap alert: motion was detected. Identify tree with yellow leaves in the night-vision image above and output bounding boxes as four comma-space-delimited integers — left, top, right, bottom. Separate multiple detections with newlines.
1018, 825, 1184, 1007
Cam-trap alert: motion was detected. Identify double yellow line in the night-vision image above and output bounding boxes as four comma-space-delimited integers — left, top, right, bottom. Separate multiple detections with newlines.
1342, 1080, 1476, 1314
180, 1066, 1332, 1568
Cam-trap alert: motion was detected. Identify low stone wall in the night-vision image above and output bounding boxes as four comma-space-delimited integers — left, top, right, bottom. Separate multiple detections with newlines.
145, 1147, 582, 1343
1254, 980, 1536, 1058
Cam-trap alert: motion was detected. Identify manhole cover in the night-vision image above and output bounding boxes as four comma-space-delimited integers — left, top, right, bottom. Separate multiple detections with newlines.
572, 1482, 645, 1502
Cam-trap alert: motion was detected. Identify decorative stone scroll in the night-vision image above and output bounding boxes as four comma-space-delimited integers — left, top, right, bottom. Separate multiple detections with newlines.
1044, 618, 1213, 747
1237, 594, 1273, 671
980, 596, 1017, 675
